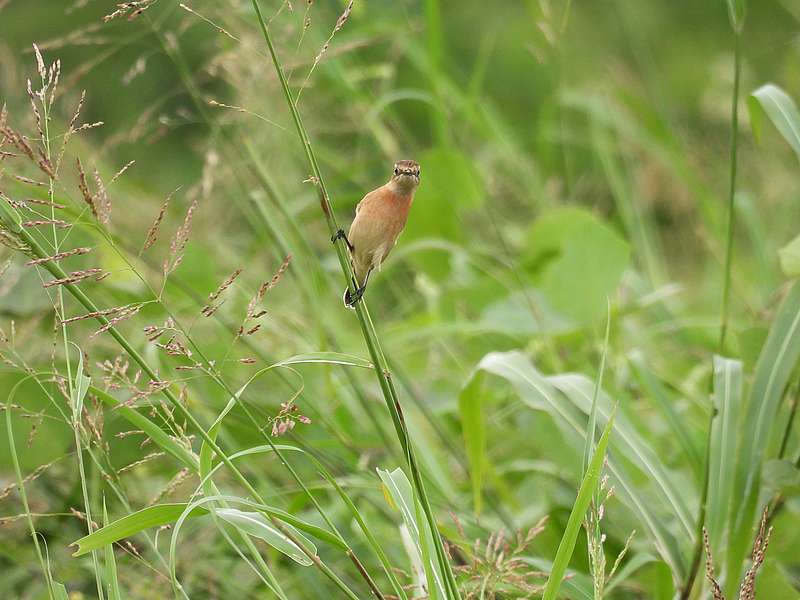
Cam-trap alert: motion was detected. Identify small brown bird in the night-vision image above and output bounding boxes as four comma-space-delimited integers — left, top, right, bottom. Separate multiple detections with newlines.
334, 159, 420, 307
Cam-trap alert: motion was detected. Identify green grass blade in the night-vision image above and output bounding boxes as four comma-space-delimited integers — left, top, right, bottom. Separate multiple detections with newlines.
102, 498, 122, 600
542, 404, 616, 600
378, 467, 446, 600
583, 306, 610, 473
706, 356, 743, 554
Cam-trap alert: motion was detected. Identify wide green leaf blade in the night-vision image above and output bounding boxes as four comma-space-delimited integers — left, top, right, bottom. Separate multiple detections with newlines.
72, 504, 209, 556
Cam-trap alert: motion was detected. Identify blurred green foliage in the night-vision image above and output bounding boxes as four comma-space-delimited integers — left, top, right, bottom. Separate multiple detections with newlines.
0, 0, 799, 598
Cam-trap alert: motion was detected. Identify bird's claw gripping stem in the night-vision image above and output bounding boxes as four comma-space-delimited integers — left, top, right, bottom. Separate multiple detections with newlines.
331, 229, 353, 251
346, 285, 366, 306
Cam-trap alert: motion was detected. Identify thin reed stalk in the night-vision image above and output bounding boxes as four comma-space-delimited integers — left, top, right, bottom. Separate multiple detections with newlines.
247, 1, 462, 596
681, 26, 743, 600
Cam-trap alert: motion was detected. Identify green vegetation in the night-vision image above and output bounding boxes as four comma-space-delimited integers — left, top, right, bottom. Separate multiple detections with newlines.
1, 1, 799, 598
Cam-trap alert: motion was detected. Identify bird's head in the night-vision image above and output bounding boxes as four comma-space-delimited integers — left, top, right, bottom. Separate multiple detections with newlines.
390, 159, 420, 193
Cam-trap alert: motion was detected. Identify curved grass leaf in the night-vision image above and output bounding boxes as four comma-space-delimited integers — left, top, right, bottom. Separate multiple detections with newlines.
749, 84, 800, 160
378, 467, 446, 600
274, 352, 373, 369
73, 504, 210, 556
214, 508, 316, 566
542, 404, 616, 600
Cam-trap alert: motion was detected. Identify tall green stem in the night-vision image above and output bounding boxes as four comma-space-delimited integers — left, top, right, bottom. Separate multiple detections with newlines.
681, 29, 742, 600
718, 33, 742, 353
247, 1, 461, 596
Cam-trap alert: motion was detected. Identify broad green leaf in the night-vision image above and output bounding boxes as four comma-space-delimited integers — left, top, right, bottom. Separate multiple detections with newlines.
73, 504, 210, 556
458, 370, 487, 515
90, 386, 198, 471
524, 208, 630, 324
706, 356, 743, 554
543, 404, 616, 600
728, 281, 800, 593
749, 84, 800, 160
213, 508, 316, 566
475, 351, 686, 580
377, 467, 446, 600
778, 232, 800, 278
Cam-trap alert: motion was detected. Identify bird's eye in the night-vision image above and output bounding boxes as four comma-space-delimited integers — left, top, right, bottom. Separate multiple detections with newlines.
394, 168, 400, 176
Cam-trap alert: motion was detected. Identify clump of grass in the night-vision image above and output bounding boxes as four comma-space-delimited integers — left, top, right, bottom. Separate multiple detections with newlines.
455, 518, 549, 599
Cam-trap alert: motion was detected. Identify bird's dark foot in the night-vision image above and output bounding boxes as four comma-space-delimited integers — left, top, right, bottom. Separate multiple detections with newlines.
344, 285, 366, 307
331, 229, 354, 251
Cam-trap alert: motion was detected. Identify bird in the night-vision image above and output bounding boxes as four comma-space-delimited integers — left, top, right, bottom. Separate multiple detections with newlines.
333, 159, 420, 308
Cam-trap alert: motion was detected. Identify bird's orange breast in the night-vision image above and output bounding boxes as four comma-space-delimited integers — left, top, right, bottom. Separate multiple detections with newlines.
347, 185, 414, 284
